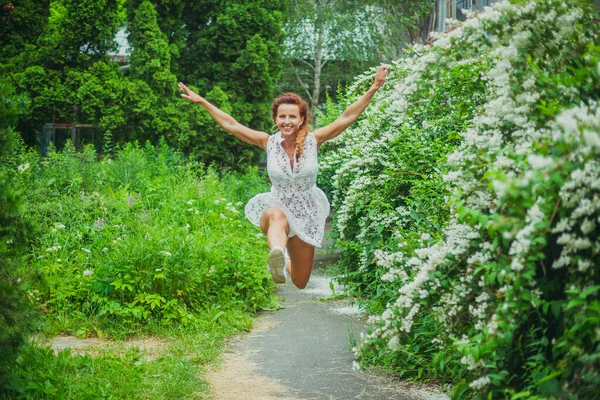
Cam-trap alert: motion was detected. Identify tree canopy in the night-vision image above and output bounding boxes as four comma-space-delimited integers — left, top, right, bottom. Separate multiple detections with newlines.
280, 0, 433, 118
0, 0, 285, 167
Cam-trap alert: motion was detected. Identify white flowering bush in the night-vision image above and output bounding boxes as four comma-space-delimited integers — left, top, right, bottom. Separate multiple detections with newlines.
320, 0, 600, 397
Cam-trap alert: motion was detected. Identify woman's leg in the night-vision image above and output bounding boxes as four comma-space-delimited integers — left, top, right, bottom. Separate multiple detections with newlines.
259, 207, 290, 250
260, 207, 290, 283
286, 236, 315, 289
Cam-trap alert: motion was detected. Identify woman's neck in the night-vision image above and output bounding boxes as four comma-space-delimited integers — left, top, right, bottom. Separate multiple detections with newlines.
281, 134, 296, 152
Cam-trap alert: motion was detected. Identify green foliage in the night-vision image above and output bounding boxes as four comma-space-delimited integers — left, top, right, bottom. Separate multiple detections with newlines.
1, 0, 121, 147
75, 61, 127, 135
2, 0, 285, 168
3, 310, 251, 398
55, 0, 120, 67
373, 0, 435, 53
10, 141, 272, 338
0, 80, 35, 389
280, 0, 433, 116
320, 0, 600, 397
128, 1, 175, 98
320, 57, 489, 312
0, 0, 51, 60
122, 0, 285, 166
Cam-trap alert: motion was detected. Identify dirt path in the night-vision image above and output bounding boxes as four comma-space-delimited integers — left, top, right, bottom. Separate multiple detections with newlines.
206, 245, 450, 400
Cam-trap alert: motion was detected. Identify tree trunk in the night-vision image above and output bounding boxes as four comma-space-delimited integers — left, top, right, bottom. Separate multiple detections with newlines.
311, 12, 325, 120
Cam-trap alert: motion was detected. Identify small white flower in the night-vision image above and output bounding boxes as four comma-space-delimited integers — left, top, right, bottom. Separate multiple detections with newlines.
17, 163, 30, 173
388, 335, 400, 350
102, 247, 109, 252
186, 199, 194, 205
83, 269, 94, 277
160, 251, 172, 257
81, 248, 91, 253
527, 154, 553, 169
469, 375, 491, 390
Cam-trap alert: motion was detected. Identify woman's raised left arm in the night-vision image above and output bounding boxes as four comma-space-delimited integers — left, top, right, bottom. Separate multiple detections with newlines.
313, 65, 388, 146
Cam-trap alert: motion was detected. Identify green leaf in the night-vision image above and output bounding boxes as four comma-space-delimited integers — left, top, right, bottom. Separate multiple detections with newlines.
580, 285, 600, 299
566, 298, 586, 310
536, 370, 562, 384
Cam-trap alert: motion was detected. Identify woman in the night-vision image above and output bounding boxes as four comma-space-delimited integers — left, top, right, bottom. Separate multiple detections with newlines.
179, 65, 388, 289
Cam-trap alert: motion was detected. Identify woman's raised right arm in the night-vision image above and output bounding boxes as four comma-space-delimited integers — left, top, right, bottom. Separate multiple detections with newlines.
179, 82, 269, 150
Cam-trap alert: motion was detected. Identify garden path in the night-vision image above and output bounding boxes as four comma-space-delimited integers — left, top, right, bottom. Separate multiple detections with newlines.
206, 231, 449, 400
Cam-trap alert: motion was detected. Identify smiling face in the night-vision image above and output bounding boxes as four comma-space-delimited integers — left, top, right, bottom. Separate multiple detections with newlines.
275, 104, 304, 139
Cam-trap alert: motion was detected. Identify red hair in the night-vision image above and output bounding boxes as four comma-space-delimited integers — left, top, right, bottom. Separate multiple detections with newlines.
271, 93, 310, 160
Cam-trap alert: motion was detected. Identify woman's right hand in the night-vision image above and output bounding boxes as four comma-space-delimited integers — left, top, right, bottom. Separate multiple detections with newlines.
179, 82, 203, 104
371, 65, 389, 90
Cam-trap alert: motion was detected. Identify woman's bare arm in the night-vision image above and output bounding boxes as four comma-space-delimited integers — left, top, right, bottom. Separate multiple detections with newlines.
313, 65, 388, 146
179, 82, 270, 150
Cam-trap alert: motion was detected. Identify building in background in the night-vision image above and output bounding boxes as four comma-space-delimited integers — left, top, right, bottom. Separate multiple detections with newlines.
434, 0, 497, 32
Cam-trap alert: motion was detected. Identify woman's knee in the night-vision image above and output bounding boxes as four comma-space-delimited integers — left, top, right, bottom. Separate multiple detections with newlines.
260, 207, 289, 234
288, 259, 312, 289
292, 276, 309, 289
262, 207, 287, 224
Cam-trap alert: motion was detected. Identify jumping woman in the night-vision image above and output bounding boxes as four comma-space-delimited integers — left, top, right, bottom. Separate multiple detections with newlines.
179, 65, 388, 289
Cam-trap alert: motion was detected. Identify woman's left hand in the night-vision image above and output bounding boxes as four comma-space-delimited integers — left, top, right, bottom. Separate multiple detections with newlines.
179, 82, 204, 104
372, 65, 389, 90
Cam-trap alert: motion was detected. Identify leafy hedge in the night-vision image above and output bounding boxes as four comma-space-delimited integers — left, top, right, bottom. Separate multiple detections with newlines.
10, 140, 272, 339
319, 1, 600, 398
1, 0, 284, 168
0, 81, 35, 388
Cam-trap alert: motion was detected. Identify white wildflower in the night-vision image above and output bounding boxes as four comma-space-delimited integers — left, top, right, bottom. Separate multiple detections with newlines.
469, 375, 491, 390
527, 154, 553, 169
17, 163, 30, 173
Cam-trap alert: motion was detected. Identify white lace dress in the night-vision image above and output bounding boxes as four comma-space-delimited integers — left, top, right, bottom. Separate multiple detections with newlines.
245, 131, 330, 247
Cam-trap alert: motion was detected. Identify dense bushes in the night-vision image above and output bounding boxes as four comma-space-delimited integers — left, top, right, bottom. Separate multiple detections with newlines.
0, 82, 274, 398
320, 0, 600, 397
0, 81, 35, 387
0, 0, 284, 168
9, 140, 273, 338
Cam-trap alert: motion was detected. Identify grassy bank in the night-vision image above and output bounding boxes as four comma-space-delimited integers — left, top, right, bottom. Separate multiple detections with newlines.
2, 139, 273, 398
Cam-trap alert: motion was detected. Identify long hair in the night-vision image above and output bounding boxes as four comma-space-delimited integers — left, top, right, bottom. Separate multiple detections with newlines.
271, 93, 310, 160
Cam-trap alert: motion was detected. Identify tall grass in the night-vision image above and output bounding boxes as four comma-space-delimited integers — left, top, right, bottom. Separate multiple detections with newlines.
3, 139, 273, 398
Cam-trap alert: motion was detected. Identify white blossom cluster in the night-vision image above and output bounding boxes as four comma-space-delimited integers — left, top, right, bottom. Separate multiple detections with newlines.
318, 0, 600, 394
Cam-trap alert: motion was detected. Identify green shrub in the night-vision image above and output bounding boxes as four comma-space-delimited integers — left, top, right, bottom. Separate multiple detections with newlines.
3, 309, 251, 399
16, 140, 272, 338
0, 80, 35, 388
